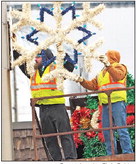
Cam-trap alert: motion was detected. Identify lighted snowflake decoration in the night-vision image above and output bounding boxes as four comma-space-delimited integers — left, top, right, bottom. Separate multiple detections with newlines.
10, 2, 105, 90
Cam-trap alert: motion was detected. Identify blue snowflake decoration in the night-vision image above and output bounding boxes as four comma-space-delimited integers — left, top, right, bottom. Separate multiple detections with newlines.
61, 4, 96, 65
26, 29, 39, 45
77, 26, 96, 44
64, 49, 78, 65
61, 5, 76, 19
25, 3, 96, 69
40, 7, 53, 22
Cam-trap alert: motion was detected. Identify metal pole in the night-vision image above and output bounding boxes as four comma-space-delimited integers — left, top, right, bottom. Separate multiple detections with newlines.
13, 68, 18, 122
30, 87, 134, 101
34, 124, 135, 138
8, 5, 18, 122
106, 91, 115, 155
31, 100, 39, 161
34, 109, 53, 161
2, 2, 14, 160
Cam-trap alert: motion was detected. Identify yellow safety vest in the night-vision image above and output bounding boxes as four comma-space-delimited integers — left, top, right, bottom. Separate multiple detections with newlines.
97, 63, 127, 104
30, 64, 65, 105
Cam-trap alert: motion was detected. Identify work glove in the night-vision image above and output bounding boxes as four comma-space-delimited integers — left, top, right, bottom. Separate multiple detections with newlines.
99, 55, 110, 67
75, 75, 84, 83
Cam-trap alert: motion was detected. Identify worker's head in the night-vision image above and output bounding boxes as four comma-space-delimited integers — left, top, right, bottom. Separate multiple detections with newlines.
34, 49, 74, 72
34, 54, 42, 69
34, 49, 54, 70
106, 50, 120, 64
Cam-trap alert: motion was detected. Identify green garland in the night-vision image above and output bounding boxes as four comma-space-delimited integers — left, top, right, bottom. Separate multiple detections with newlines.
126, 73, 135, 151
80, 134, 106, 158
80, 96, 107, 158
128, 127, 135, 150
86, 96, 98, 110
126, 73, 135, 104
80, 73, 135, 158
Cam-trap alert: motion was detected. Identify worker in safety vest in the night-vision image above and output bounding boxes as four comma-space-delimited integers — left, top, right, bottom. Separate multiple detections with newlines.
76, 50, 133, 155
13, 48, 77, 161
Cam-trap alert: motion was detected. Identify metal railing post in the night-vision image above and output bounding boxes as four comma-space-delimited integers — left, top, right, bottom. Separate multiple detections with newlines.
31, 99, 39, 161
34, 106, 53, 161
106, 91, 115, 155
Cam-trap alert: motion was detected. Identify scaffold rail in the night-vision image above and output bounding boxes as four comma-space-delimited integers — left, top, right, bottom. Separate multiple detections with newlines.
30, 86, 135, 161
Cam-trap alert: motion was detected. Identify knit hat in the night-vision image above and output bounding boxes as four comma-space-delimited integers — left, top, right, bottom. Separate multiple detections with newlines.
106, 50, 120, 64
36, 49, 54, 60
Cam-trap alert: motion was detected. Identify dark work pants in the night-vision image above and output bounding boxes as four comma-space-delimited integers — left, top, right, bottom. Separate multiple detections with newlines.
39, 104, 77, 161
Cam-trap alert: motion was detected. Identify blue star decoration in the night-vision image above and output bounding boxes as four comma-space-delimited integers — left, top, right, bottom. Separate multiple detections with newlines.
25, 2, 96, 69
26, 29, 39, 45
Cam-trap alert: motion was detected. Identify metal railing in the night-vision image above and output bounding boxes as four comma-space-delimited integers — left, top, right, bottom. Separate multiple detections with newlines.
30, 86, 135, 161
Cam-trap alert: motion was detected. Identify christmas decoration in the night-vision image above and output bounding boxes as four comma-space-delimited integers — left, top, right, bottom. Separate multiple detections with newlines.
70, 105, 105, 149
70, 106, 91, 148
80, 134, 106, 158
126, 74, 135, 151
10, 2, 105, 90
126, 73, 135, 104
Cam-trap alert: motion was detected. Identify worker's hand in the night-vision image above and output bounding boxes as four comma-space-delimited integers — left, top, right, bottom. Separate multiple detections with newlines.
75, 75, 84, 83
11, 33, 17, 42
99, 55, 110, 67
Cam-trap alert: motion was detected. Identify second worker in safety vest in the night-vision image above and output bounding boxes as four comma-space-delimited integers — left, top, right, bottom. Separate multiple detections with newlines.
76, 50, 133, 155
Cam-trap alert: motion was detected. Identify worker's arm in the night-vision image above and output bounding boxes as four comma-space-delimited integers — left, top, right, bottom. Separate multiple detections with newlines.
13, 50, 30, 78
80, 77, 98, 90
107, 64, 127, 81
12, 32, 30, 78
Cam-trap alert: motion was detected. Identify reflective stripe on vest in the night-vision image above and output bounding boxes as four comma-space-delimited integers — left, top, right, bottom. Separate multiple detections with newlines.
30, 64, 57, 90
99, 83, 125, 90
31, 84, 57, 90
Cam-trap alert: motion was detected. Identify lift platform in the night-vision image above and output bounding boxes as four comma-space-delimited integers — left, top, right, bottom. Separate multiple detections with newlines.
30, 87, 135, 161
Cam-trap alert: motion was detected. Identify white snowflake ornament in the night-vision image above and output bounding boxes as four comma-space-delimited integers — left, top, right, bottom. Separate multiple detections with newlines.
10, 2, 105, 90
